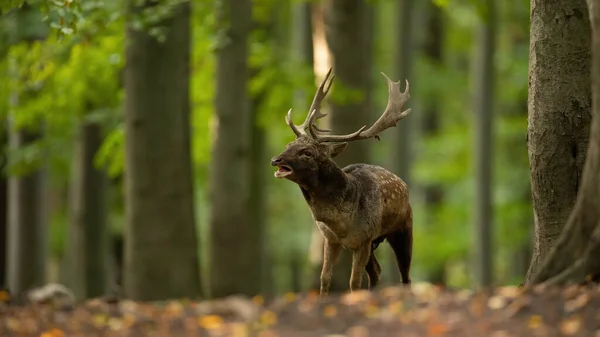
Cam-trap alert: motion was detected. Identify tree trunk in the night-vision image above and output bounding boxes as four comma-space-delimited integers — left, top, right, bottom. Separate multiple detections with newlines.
6, 5, 49, 302
7, 127, 47, 301
324, 0, 374, 292
525, 0, 591, 283
422, 1, 446, 285
0, 125, 7, 288
123, 0, 201, 301
210, 0, 257, 298
66, 119, 109, 299
472, 0, 496, 288
527, 0, 600, 285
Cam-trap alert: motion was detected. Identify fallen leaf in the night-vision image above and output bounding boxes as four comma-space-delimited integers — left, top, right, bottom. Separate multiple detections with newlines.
252, 295, 264, 306
560, 316, 582, 335
487, 295, 506, 310
496, 286, 520, 299
164, 301, 183, 316
283, 292, 297, 303
40, 328, 65, 337
0, 290, 11, 302
428, 322, 449, 336
229, 322, 249, 337
346, 325, 369, 337
340, 290, 371, 306
387, 300, 403, 314
489, 330, 512, 337
261, 310, 277, 326
564, 293, 590, 313
258, 329, 278, 337
323, 305, 337, 317
92, 314, 108, 328
527, 315, 543, 329
364, 302, 379, 318
198, 315, 224, 330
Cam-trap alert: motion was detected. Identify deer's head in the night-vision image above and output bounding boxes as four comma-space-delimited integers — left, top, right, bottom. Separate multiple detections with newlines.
270, 136, 347, 183
271, 68, 411, 185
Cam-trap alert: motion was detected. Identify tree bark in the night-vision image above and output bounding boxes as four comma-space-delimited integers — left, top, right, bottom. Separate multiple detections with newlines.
123, 0, 201, 301
6, 4, 49, 302
422, 1, 446, 285
210, 0, 257, 298
324, 0, 374, 292
473, 0, 496, 288
0, 124, 7, 288
528, 0, 600, 285
66, 119, 109, 299
525, 0, 591, 283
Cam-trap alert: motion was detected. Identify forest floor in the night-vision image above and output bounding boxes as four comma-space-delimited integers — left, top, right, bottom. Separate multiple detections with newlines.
1, 282, 600, 337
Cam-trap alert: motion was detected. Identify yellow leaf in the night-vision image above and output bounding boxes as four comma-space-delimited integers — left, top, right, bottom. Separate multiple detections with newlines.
92, 314, 108, 327
283, 292, 297, 303
165, 301, 184, 316
261, 310, 277, 326
198, 315, 223, 330
528, 315, 543, 329
252, 295, 264, 306
364, 303, 379, 318
229, 322, 249, 337
560, 316, 582, 335
0, 290, 10, 302
323, 305, 337, 317
387, 301, 403, 314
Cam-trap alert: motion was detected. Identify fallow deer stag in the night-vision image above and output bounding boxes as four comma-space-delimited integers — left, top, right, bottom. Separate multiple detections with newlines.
270, 68, 413, 296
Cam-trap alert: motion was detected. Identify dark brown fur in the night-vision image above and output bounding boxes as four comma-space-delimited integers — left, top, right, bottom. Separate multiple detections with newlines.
271, 69, 413, 296
271, 136, 413, 295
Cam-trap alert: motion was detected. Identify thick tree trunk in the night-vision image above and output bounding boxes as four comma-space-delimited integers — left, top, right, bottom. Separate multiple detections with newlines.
66, 120, 109, 299
528, 0, 600, 285
210, 0, 257, 298
525, 0, 591, 283
123, 1, 201, 301
0, 125, 7, 288
473, 0, 496, 288
422, 1, 446, 285
324, 0, 374, 292
7, 127, 47, 301
6, 5, 48, 301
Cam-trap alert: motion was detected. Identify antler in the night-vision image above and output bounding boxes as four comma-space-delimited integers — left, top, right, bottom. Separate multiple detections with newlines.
286, 68, 335, 139
314, 72, 411, 143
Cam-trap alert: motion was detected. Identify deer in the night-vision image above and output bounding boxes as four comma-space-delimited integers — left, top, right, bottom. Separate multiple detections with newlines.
270, 68, 413, 296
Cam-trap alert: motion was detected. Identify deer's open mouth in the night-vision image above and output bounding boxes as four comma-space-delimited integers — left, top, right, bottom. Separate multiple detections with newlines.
274, 165, 293, 178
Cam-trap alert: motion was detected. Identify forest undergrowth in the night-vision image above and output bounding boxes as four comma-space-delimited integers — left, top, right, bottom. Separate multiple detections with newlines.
1, 282, 600, 336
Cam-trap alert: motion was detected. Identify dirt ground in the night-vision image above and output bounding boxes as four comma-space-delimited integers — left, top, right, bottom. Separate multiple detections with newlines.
1, 282, 600, 337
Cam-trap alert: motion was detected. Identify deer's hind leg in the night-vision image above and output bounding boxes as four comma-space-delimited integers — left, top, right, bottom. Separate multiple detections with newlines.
365, 236, 384, 288
387, 215, 413, 285
365, 253, 382, 288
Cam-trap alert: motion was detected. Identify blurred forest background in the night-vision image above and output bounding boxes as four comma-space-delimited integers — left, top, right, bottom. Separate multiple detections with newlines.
0, 0, 532, 302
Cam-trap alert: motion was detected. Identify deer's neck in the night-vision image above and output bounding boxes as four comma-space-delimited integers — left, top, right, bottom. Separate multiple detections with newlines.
300, 161, 350, 205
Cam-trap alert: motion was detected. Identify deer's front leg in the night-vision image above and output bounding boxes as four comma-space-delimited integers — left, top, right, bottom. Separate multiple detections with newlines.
320, 239, 341, 297
349, 243, 371, 291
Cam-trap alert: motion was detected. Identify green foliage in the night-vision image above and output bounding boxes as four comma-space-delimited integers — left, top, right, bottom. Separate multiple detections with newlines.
1, 0, 535, 292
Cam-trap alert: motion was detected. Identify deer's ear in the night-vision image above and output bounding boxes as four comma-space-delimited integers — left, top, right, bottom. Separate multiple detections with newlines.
327, 143, 348, 158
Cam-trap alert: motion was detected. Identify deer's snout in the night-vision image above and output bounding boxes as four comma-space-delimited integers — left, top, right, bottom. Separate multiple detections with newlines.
271, 156, 283, 167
